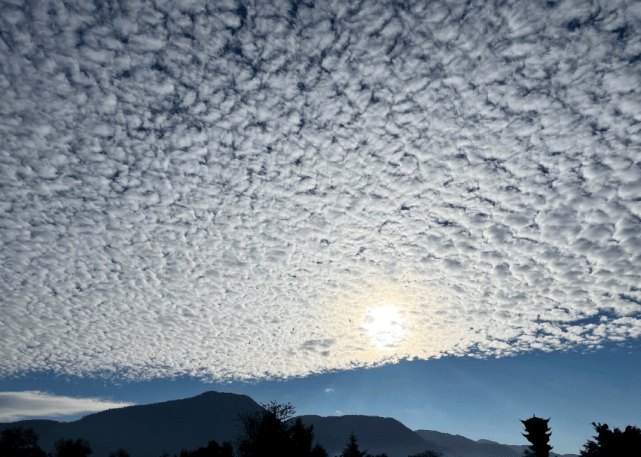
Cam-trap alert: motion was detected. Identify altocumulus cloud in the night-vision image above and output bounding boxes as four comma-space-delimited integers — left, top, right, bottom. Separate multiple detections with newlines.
0, 0, 640, 382
0, 391, 135, 422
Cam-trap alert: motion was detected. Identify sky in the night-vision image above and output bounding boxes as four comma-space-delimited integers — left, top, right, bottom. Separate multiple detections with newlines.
0, 0, 640, 455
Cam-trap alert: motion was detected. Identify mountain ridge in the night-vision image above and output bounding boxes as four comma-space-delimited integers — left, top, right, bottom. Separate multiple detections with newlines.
416, 430, 579, 457
293, 415, 452, 457
0, 391, 263, 457
0, 391, 579, 457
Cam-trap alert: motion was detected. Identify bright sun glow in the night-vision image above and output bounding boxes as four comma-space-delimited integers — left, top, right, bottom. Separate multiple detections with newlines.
362, 305, 406, 350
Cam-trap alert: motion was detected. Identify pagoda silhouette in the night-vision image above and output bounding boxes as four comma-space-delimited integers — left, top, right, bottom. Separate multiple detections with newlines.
520, 415, 553, 457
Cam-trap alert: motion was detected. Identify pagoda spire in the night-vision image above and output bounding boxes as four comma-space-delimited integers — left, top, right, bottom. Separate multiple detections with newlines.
520, 415, 553, 457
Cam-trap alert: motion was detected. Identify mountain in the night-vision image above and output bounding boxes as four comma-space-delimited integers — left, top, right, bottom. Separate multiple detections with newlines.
415, 430, 520, 457
490, 442, 579, 457
417, 432, 580, 457
0, 391, 580, 457
0, 391, 263, 457
293, 415, 454, 457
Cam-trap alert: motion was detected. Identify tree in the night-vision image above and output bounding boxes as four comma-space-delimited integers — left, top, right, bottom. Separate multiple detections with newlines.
341, 433, 367, 457
260, 400, 297, 421
579, 422, 641, 456
236, 407, 291, 457
53, 438, 92, 457
108, 450, 130, 457
235, 401, 327, 457
178, 440, 234, 457
338, 432, 393, 457
520, 415, 553, 457
289, 417, 328, 457
407, 451, 443, 457
0, 426, 47, 457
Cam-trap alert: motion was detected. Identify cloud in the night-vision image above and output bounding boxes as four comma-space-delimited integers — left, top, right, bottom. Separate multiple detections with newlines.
0, 0, 640, 382
325, 389, 334, 393
0, 391, 135, 422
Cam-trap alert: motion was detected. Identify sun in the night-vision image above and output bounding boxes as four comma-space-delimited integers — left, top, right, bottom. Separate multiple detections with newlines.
362, 304, 406, 350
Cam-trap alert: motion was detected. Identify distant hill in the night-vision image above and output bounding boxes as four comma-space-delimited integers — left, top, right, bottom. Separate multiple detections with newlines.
488, 441, 579, 457
0, 391, 263, 457
293, 415, 453, 457
415, 430, 520, 457
0, 391, 580, 457
417, 431, 580, 457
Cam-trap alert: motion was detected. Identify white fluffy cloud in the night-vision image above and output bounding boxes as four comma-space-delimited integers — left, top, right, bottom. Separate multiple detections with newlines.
0, 0, 640, 382
0, 391, 134, 422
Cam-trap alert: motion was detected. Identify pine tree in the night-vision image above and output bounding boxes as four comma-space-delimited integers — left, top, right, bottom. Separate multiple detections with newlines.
340, 433, 368, 457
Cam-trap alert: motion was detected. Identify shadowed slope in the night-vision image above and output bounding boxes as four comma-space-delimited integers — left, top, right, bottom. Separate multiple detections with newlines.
293, 415, 454, 457
0, 392, 581, 457
415, 430, 520, 457
415, 431, 579, 457
0, 391, 262, 457
495, 442, 579, 457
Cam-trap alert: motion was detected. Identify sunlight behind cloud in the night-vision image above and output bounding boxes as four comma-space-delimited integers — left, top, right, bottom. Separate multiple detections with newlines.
363, 305, 406, 350
317, 272, 476, 369
0, 0, 640, 383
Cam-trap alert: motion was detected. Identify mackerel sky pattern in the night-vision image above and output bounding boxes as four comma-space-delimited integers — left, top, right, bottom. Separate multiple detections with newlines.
1, 0, 640, 381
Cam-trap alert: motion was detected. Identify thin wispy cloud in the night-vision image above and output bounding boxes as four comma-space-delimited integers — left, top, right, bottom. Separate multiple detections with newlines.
0, 0, 639, 383
325, 388, 334, 393
0, 391, 135, 422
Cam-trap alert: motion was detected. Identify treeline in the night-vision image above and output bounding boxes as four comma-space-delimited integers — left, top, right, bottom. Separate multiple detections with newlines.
1, 402, 639, 457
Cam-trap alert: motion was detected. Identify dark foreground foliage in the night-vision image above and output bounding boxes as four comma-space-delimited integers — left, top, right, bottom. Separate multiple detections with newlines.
53, 438, 93, 457
178, 439, 233, 457
108, 450, 130, 457
579, 422, 641, 456
0, 426, 47, 457
235, 402, 327, 457
407, 451, 444, 457
3, 405, 638, 457
339, 431, 394, 457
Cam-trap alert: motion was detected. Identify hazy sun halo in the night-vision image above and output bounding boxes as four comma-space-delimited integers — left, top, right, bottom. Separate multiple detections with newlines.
363, 305, 406, 350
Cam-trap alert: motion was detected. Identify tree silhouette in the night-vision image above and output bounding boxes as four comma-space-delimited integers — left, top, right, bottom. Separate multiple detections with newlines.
407, 451, 444, 457
108, 450, 130, 457
53, 438, 92, 457
236, 407, 291, 457
0, 426, 47, 457
579, 422, 641, 456
340, 433, 368, 457
260, 400, 296, 421
520, 415, 553, 457
178, 440, 233, 457
236, 401, 327, 457
289, 417, 328, 457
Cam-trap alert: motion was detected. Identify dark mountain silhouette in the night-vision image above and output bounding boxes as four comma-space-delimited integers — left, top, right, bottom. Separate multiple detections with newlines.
416, 431, 579, 457
415, 430, 520, 457
0, 391, 263, 457
0, 391, 581, 457
495, 442, 579, 457
293, 415, 453, 457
